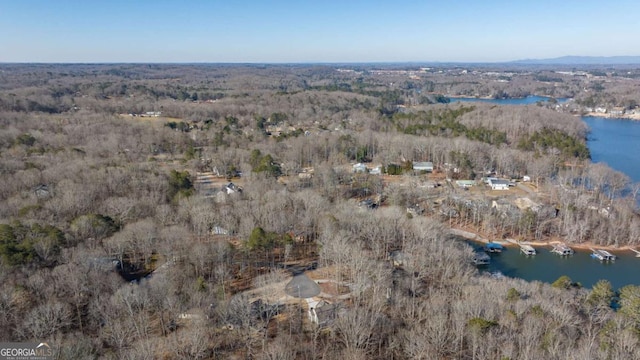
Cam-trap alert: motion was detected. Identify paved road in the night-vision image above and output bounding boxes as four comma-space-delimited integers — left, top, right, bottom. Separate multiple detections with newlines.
285, 273, 321, 298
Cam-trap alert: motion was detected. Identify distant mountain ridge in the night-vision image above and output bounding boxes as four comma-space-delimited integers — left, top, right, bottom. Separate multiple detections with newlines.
511, 56, 640, 65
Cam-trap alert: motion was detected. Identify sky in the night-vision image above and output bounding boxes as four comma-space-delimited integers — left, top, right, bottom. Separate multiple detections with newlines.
0, 0, 639, 63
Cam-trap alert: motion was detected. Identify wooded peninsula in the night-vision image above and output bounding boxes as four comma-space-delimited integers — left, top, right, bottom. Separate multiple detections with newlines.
1, 63, 640, 359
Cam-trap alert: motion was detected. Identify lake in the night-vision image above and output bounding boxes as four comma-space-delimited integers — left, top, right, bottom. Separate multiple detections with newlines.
466, 241, 640, 290
582, 116, 640, 183
448, 95, 568, 105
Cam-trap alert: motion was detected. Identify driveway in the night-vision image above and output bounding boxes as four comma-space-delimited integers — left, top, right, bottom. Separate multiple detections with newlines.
285, 273, 321, 298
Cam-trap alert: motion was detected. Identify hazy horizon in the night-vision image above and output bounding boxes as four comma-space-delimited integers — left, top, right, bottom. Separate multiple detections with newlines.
2, 56, 640, 66
1, 0, 639, 63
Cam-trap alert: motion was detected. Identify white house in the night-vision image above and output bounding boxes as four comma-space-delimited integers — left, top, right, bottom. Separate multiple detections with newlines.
224, 182, 241, 194
412, 161, 434, 172
488, 179, 510, 190
455, 180, 476, 188
610, 108, 625, 116
522, 175, 531, 182
352, 163, 367, 173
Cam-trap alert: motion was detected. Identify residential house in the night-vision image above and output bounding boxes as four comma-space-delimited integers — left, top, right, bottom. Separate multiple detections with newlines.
359, 198, 377, 209
492, 199, 514, 212
488, 178, 510, 190
298, 167, 314, 179
390, 250, 410, 267
34, 184, 51, 199
610, 107, 625, 116
484, 177, 498, 184
210, 226, 229, 235
352, 163, 367, 173
406, 204, 425, 216
306, 299, 341, 326
314, 301, 342, 326
223, 182, 241, 194
412, 161, 434, 172
455, 180, 476, 188
87, 257, 121, 272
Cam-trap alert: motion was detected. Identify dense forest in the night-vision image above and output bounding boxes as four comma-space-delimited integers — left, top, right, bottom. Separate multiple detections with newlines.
1, 63, 640, 359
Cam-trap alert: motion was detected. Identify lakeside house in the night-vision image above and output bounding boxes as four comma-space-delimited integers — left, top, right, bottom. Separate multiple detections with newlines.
609, 107, 625, 116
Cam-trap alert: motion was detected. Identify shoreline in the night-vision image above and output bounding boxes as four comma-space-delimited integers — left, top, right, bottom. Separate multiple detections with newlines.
582, 112, 640, 121
446, 94, 565, 101
443, 96, 640, 121
450, 227, 637, 253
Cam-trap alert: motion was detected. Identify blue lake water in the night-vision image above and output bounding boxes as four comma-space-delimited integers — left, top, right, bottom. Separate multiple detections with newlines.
582, 116, 640, 183
449, 95, 568, 105
466, 241, 640, 290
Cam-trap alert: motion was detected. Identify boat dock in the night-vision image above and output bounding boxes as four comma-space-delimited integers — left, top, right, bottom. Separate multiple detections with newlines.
551, 243, 574, 256
484, 242, 504, 253
591, 249, 616, 261
520, 244, 536, 256
472, 252, 491, 266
